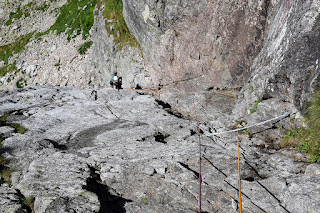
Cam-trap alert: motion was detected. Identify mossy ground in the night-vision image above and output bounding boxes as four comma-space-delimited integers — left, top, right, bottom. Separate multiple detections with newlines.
281, 91, 320, 163
48, 0, 97, 40
100, 0, 140, 50
34, 0, 97, 41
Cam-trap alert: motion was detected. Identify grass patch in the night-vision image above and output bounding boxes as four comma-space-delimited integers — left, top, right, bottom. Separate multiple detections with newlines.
0, 112, 28, 134
0, 113, 10, 123
0, 61, 17, 77
5, 5, 30, 26
0, 33, 33, 65
250, 98, 262, 113
78, 41, 93, 54
9, 123, 28, 134
48, 0, 97, 40
140, 198, 148, 204
34, 0, 96, 41
100, 0, 139, 49
281, 91, 320, 163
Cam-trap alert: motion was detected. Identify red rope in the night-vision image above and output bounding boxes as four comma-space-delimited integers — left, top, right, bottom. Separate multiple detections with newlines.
193, 95, 201, 213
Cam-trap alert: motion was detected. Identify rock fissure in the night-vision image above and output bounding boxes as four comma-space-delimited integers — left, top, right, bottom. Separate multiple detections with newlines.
256, 180, 291, 213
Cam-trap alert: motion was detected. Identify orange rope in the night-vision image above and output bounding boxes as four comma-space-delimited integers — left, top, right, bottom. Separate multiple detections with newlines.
237, 122, 242, 213
124, 87, 243, 211
123, 87, 165, 94
210, 90, 236, 98
212, 92, 242, 212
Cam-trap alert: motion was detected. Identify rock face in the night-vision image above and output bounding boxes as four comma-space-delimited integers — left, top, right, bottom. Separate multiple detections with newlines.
123, 0, 273, 91
1, 86, 320, 212
91, 10, 149, 89
123, 0, 320, 117
1, 0, 319, 119
236, 0, 320, 117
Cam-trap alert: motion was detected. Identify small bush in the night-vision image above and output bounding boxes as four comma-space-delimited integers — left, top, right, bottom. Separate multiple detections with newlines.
250, 98, 262, 113
281, 129, 299, 148
78, 41, 93, 54
281, 91, 320, 163
16, 78, 26, 88
249, 85, 254, 93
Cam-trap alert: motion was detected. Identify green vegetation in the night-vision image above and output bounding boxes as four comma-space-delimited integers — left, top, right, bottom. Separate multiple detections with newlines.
100, 0, 139, 49
0, 113, 10, 124
78, 41, 93, 54
0, 61, 17, 77
281, 91, 320, 163
35, 3, 49, 11
0, 33, 33, 66
249, 85, 254, 93
0, 113, 28, 134
0, 131, 12, 185
250, 98, 262, 113
34, 0, 96, 41
5, 5, 30, 26
140, 198, 148, 204
10, 123, 28, 134
1, 168, 14, 185
235, 120, 252, 139
49, 0, 96, 40
16, 78, 26, 88
21, 196, 35, 206
1, 113, 28, 184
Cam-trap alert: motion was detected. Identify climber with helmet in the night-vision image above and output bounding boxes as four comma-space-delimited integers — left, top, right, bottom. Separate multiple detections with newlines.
109, 72, 122, 90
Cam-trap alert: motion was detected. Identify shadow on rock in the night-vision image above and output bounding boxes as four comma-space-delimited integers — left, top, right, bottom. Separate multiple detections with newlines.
84, 167, 132, 213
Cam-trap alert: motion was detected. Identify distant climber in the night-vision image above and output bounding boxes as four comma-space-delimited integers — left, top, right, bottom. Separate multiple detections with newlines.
109, 72, 122, 90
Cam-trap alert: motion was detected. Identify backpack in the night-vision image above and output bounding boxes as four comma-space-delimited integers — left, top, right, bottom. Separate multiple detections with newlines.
109, 76, 114, 86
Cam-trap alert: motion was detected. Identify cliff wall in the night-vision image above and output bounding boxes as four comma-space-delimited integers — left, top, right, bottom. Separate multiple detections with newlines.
0, 0, 319, 117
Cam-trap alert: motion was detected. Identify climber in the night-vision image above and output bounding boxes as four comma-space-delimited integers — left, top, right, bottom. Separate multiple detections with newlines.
109, 72, 122, 90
